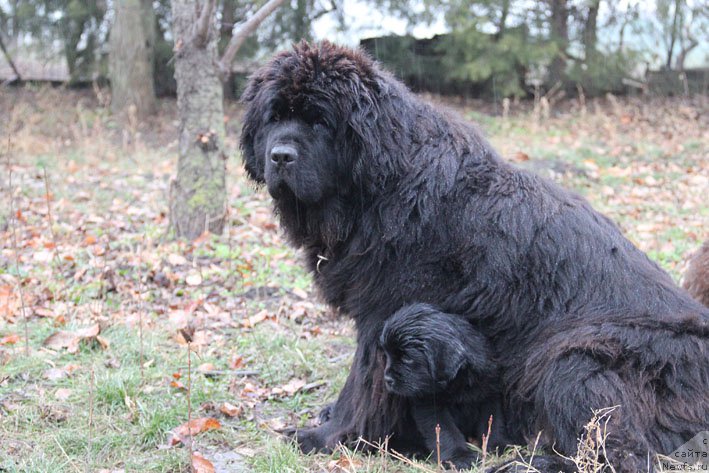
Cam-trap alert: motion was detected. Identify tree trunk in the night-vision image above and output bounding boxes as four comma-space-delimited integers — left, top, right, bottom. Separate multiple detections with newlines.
497, 0, 510, 38
169, 0, 227, 239
666, 0, 682, 69
109, 0, 156, 120
548, 0, 568, 86
220, 0, 238, 100
583, 0, 600, 61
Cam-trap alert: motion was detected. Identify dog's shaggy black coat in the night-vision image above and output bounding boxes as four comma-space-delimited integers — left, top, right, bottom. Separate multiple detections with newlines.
380, 303, 514, 468
240, 41, 709, 472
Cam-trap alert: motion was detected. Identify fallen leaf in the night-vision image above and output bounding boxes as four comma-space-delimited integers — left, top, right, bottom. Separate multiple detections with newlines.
240, 310, 270, 328
55, 388, 72, 401
198, 363, 216, 373
192, 453, 215, 473
514, 151, 530, 162
169, 417, 221, 446
272, 378, 306, 397
168, 253, 188, 266
185, 272, 202, 286
219, 402, 242, 418
328, 457, 363, 472
44, 368, 68, 380
0, 334, 20, 345
229, 355, 244, 369
42, 324, 101, 353
170, 380, 186, 390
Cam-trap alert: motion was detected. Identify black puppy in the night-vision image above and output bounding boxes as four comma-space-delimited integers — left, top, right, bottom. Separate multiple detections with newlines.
380, 303, 512, 469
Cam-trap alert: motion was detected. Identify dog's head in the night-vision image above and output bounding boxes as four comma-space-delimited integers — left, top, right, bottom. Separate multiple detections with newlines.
240, 41, 382, 203
379, 303, 471, 398
240, 41, 417, 248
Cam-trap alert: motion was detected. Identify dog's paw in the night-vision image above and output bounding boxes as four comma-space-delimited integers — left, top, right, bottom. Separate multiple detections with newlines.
318, 403, 334, 423
289, 427, 331, 454
444, 450, 479, 471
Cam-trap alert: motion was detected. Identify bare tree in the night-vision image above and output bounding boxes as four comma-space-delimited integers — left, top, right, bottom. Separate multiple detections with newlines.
109, 0, 156, 120
169, 0, 286, 240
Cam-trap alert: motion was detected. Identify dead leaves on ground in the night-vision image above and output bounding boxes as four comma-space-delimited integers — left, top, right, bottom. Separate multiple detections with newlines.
168, 417, 221, 446
42, 323, 109, 353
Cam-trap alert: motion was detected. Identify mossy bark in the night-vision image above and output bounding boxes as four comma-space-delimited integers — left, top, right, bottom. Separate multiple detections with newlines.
169, 0, 227, 240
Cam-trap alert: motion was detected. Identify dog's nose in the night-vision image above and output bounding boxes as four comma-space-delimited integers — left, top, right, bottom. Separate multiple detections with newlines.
270, 145, 297, 166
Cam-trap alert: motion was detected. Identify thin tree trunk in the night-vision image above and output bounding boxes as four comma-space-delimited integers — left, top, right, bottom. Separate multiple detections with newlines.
548, 0, 569, 86
497, 0, 510, 38
0, 33, 21, 81
109, 0, 156, 119
666, 0, 681, 69
583, 0, 600, 62
169, 0, 227, 239
220, 0, 238, 100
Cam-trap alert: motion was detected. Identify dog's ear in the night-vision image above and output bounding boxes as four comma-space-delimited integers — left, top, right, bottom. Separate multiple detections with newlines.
345, 76, 410, 196
239, 78, 268, 184
430, 339, 467, 389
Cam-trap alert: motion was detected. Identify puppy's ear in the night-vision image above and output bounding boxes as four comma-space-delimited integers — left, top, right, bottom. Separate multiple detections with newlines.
431, 341, 466, 388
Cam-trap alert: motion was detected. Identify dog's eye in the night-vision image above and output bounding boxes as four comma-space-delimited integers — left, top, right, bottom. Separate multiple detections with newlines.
309, 115, 330, 131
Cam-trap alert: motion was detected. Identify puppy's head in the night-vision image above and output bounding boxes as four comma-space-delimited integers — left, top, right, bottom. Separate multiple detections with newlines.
379, 303, 469, 398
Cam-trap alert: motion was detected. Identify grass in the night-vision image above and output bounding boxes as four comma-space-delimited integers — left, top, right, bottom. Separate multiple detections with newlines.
0, 88, 707, 472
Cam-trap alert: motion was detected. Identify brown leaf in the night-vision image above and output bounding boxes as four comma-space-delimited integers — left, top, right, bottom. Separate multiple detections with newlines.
42, 323, 101, 353
44, 368, 68, 380
219, 402, 243, 418
328, 457, 363, 472
55, 388, 72, 401
514, 151, 530, 162
229, 355, 244, 369
272, 378, 306, 397
0, 334, 20, 345
191, 453, 215, 473
240, 310, 270, 328
169, 417, 221, 446
198, 362, 216, 373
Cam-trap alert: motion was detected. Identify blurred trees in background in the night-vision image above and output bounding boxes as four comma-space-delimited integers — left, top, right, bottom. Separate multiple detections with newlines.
0, 0, 706, 99
109, 0, 156, 120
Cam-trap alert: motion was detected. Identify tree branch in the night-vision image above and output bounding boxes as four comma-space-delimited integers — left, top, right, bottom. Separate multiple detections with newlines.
0, 33, 21, 82
219, 0, 286, 80
193, 0, 216, 48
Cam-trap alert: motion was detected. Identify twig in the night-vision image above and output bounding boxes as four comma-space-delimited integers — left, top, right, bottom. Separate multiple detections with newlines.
87, 365, 95, 473
218, 0, 287, 80
356, 437, 437, 472
7, 164, 29, 354
42, 166, 67, 320
481, 414, 493, 471
0, 33, 21, 82
435, 423, 442, 471
137, 240, 146, 384
187, 339, 194, 472
189, 369, 260, 377
193, 0, 216, 48
53, 436, 82, 473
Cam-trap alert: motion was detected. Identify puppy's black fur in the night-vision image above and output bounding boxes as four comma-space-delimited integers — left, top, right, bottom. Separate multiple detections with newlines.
380, 303, 513, 469
240, 41, 709, 472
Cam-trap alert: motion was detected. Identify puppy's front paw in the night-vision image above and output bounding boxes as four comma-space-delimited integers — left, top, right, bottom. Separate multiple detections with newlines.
289, 427, 331, 454
445, 450, 479, 471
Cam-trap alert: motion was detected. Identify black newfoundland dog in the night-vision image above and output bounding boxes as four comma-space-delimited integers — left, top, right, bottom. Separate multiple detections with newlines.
240, 41, 709, 472
380, 303, 513, 468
